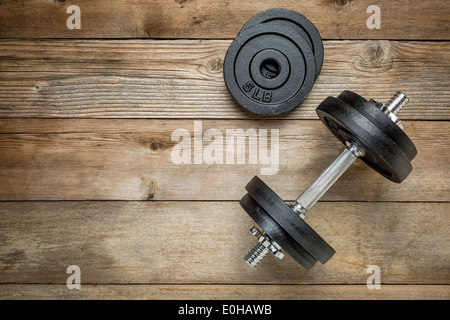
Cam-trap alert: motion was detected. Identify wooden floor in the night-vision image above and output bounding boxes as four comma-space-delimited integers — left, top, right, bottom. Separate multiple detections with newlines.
0, 0, 449, 300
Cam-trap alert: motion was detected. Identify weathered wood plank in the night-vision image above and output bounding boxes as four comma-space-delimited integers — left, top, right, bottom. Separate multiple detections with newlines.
0, 201, 448, 284
0, 1, 448, 40
1, 284, 448, 300
0, 119, 448, 201
0, 40, 448, 120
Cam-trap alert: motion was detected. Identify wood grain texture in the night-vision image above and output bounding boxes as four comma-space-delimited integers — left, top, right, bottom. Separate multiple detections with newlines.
0, 0, 448, 40
1, 284, 448, 300
0, 40, 449, 120
0, 201, 448, 285
0, 119, 448, 201
0, 0, 448, 301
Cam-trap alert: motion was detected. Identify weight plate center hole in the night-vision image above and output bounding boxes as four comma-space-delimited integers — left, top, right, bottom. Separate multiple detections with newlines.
260, 58, 281, 79
250, 49, 291, 90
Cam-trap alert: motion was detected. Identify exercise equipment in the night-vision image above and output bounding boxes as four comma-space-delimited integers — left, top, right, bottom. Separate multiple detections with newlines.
241, 91, 417, 268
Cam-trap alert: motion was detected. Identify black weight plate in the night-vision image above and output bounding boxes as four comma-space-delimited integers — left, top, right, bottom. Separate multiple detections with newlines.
337, 91, 417, 161
240, 193, 317, 269
261, 20, 313, 53
239, 8, 323, 79
316, 97, 413, 183
243, 19, 318, 79
224, 24, 316, 115
245, 176, 336, 264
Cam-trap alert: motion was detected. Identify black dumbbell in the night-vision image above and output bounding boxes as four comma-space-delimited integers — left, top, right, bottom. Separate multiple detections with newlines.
223, 9, 323, 115
240, 91, 417, 268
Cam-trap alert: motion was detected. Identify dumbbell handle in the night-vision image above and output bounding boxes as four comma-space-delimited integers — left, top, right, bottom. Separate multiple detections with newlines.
290, 92, 408, 218
291, 143, 364, 217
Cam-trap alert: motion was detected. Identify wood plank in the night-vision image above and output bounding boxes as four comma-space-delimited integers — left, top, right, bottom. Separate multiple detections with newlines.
0, 119, 448, 201
0, 1, 448, 40
1, 284, 448, 300
0, 40, 448, 120
0, 201, 448, 284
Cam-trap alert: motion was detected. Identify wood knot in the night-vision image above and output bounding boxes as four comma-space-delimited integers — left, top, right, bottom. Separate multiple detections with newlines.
206, 57, 223, 73
335, 0, 349, 6
354, 41, 393, 72
138, 136, 168, 154
192, 16, 202, 25
141, 178, 160, 200
150, 140, 164, 152
175, 0, 188, 8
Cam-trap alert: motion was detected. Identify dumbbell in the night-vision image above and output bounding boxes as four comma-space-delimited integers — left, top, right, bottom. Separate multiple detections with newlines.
240, 91, 417, 268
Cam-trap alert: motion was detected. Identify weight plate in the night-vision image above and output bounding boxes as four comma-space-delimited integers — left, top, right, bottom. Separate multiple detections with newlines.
245, 176, 336, 264
337, 91, 417, 161
240, 193, 317, 269
224, 24, 316, 115
316, 96, 413, 183
239, 8, 323, 79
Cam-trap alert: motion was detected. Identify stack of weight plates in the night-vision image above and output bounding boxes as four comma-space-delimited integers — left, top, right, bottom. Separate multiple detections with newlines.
224, 9, 323, 115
